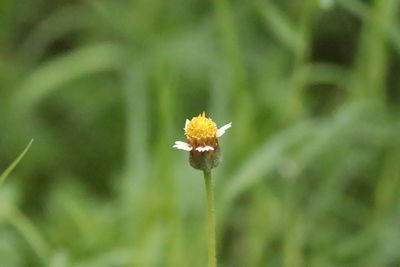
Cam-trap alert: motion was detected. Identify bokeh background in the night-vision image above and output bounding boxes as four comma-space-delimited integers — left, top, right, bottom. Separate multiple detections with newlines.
1, 0, 400, 266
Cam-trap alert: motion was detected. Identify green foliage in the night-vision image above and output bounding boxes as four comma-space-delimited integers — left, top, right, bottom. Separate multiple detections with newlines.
1, 0, 400, 266
0, 140, 33, 185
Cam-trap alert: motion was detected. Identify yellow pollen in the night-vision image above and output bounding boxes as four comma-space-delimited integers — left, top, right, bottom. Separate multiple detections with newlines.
185, 112, 217, 143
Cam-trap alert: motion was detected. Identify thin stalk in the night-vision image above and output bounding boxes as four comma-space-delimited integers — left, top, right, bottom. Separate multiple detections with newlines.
203, 170, 217, 267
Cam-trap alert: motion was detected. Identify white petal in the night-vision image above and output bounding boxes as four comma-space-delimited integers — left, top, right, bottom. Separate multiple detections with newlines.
195, 146, 214, 152
173, 141, 192, 151
216, 122, 232, 137
184, 119, 190, 130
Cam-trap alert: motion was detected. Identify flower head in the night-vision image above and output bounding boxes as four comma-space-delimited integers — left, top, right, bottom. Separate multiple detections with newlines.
173, 112, 232, 171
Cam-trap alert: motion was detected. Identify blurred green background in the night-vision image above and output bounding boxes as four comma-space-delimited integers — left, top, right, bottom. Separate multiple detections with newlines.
1, 0, 400, 266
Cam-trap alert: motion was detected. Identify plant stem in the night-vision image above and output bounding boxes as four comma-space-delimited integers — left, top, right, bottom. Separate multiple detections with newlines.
203, 170, 217, 267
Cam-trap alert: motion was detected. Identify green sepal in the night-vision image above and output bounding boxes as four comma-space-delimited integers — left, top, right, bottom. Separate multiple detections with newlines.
189, 145, 221, 172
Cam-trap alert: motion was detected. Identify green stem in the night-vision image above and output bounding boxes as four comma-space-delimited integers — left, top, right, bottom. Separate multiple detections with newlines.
203, 170, 217, 267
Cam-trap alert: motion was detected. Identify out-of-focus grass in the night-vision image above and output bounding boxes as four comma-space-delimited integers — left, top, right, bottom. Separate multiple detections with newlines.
1, 0, 400, 266
0, 139, 33, 185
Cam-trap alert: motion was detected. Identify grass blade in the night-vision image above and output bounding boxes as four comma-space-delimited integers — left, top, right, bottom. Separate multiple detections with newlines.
0, 139, 34, 185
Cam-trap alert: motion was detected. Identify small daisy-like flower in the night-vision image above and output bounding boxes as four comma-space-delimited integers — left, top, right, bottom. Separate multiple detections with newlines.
173, 112, 232, 171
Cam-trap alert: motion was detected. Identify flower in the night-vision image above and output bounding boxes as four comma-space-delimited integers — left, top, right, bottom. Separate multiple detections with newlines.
173, 112, 232, 152
173, 112, 232, 171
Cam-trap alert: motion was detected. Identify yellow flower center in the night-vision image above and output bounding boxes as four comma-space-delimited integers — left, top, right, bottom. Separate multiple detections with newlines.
185, 112, 217, 145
